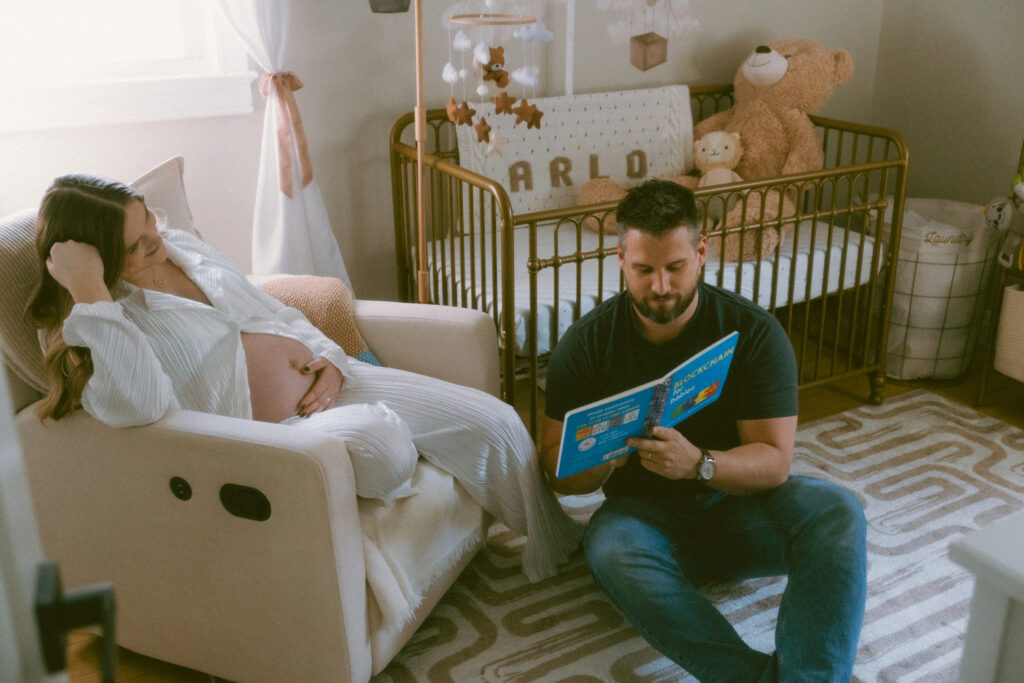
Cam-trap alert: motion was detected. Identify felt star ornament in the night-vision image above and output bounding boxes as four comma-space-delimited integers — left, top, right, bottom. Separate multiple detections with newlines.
453, 100, 476, 126
445, 96, 459, 124
527, 108, 544, 130
512, 99, 537, 126
486, 131, 507, 156
491, 91, 517, 115
474, 117, 492, 143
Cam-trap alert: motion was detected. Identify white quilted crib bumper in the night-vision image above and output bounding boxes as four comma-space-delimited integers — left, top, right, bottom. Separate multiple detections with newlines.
424, 221, 881, 357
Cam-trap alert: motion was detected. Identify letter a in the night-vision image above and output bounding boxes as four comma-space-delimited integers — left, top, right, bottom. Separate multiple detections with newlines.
509, 161, 533, 192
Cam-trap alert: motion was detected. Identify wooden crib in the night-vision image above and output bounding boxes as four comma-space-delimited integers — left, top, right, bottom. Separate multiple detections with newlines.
389, 83, 910, 436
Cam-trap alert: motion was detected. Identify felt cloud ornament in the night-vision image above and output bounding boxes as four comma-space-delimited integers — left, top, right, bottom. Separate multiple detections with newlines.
510, 65, 539, 88
442, 62, 460, 84
473, 41, 491, 66
515, 20, 554, 42
452, 29, 472, 51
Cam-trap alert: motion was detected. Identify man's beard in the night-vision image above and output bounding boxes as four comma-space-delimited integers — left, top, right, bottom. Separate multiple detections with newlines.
628, 285, 697, 324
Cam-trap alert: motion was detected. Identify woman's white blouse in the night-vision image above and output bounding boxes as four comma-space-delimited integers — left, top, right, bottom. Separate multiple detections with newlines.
60, 229, 349, 427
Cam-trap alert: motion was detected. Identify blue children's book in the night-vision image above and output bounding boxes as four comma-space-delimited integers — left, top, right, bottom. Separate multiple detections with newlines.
555, 331, 739, 479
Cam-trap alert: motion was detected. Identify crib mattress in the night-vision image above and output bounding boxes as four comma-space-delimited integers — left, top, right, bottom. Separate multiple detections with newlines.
425, 221, 879, 357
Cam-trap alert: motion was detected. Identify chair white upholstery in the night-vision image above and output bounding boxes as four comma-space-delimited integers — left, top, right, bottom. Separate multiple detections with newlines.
1, 183, 499, 680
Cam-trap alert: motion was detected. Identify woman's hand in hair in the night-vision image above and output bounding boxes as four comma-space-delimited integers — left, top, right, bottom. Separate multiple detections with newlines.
46, 240, 113, 304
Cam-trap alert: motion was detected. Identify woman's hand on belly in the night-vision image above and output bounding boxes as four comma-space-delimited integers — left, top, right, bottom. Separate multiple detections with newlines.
242, 333, 344, 423
297, 356, 345, 418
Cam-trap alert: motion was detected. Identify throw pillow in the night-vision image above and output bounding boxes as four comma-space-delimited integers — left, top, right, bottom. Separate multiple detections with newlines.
131, 156, 199, 236
259, 275, 383, 366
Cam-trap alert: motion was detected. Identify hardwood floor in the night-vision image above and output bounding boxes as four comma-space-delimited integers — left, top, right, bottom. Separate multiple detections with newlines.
66, 355, 1023, 682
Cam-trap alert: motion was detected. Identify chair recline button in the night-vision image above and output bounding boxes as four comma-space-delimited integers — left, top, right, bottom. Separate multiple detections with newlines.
220, 484, 271, 521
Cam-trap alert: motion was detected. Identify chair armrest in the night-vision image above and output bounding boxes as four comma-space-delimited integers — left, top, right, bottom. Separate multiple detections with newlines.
353, 300, 500, 397
16, 407, 372, 683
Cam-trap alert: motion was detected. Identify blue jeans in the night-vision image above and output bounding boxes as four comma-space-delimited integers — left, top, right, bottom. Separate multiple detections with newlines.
584, 476, 867, 683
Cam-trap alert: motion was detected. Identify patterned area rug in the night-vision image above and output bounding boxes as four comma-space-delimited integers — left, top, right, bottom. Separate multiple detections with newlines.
374, 390, 1024, 682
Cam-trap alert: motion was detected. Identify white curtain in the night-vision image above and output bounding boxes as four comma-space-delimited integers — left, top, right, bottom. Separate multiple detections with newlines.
216, 0, 352, 290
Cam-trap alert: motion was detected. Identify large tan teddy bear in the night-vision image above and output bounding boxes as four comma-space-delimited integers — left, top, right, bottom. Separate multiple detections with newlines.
578, 38, 853, 261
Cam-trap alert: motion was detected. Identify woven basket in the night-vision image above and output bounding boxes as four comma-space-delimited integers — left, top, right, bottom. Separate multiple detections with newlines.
994, 284, 1024, 383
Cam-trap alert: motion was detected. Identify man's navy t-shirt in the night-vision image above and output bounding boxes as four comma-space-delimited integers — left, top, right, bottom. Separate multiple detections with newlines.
545, 281, 798, 501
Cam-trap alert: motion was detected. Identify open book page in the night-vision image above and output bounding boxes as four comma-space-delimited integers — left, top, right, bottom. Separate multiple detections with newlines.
555, 331, 739, 479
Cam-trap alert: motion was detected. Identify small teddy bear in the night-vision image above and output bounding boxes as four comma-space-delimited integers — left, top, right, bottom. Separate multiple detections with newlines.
481, 46, 510, 89
694, 131, 743, 188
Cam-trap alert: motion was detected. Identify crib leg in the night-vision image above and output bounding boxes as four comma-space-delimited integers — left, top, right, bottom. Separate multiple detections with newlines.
868, 371, 886, 405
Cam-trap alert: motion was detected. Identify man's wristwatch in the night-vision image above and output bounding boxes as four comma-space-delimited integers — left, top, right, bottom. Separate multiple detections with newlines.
696, 448, 717, 483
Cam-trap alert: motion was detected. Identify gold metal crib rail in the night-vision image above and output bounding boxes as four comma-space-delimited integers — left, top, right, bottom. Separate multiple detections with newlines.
390, 83, 910, 438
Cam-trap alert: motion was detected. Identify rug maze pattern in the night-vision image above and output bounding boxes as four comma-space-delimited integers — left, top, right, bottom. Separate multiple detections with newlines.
375, 391, 1024, 682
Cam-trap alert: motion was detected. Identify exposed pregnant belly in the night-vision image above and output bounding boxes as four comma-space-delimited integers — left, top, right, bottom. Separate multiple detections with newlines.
241, 332, 316, 422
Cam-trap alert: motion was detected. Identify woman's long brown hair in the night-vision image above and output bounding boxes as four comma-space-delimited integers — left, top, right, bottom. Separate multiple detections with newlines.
24, 175, 143, 421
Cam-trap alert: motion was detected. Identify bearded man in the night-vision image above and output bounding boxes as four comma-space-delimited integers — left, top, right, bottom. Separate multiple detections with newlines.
539, 180, 868, 682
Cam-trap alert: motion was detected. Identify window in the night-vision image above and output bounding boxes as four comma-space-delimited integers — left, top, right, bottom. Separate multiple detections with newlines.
0, 0, 255, 132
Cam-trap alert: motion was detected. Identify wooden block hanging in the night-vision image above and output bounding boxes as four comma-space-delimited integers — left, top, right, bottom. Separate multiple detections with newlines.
630, 32, 667, 71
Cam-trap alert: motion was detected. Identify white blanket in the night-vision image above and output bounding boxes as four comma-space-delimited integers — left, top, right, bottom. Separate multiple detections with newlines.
455, 85, 693, 217
358, 461, 485, 633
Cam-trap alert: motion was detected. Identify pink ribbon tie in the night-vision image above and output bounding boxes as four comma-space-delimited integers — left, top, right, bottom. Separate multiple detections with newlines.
260, 71, 314, 198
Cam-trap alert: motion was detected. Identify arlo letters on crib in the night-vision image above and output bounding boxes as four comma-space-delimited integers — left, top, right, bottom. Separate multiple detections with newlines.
455, 85, 693, 217
506, 151, 649, 193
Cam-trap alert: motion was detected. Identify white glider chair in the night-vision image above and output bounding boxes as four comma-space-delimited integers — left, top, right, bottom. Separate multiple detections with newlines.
0, 158, 496, 681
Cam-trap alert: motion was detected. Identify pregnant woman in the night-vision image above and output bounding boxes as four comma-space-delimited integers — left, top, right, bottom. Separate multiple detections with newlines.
24, 174, 582, 583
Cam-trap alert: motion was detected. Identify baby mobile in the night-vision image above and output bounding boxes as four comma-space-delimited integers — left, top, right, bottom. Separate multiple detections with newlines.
597, 0, 699, 71
441, 0, 553, 155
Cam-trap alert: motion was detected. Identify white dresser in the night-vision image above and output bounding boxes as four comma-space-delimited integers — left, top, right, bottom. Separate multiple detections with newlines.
950, 510, 1024, 682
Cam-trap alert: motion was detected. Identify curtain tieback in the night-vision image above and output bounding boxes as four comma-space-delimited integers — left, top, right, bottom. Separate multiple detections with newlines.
260, 71, 314, 199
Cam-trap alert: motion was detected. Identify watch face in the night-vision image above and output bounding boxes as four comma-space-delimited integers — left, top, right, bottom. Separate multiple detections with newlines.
698, 456, 716, 481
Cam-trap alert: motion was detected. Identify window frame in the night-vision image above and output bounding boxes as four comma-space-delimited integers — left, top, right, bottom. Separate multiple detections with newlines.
0, 2, 256, 133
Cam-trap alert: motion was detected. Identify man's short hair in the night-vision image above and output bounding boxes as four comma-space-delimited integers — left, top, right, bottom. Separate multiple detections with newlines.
615, 179, 700, 246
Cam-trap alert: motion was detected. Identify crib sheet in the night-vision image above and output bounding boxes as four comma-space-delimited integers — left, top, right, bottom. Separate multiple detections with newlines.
425, 221, 879, 357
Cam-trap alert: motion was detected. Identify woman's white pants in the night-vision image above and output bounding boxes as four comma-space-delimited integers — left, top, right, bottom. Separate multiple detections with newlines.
288, 360, 583, 582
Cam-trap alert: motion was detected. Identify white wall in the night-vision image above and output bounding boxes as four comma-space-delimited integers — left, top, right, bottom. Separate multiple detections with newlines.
872, 0, 1024, 205
5, 0, 1017, 301
0, 116, 262, 273
547, 0, 884, 124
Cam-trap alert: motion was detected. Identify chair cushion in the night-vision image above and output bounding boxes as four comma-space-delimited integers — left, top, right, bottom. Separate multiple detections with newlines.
259, 276, 383, 366
0, 209, 46, 392
0, 157, 202, 393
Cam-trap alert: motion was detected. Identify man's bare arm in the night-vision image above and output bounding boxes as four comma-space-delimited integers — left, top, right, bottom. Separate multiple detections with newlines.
625, 415, 797, 495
